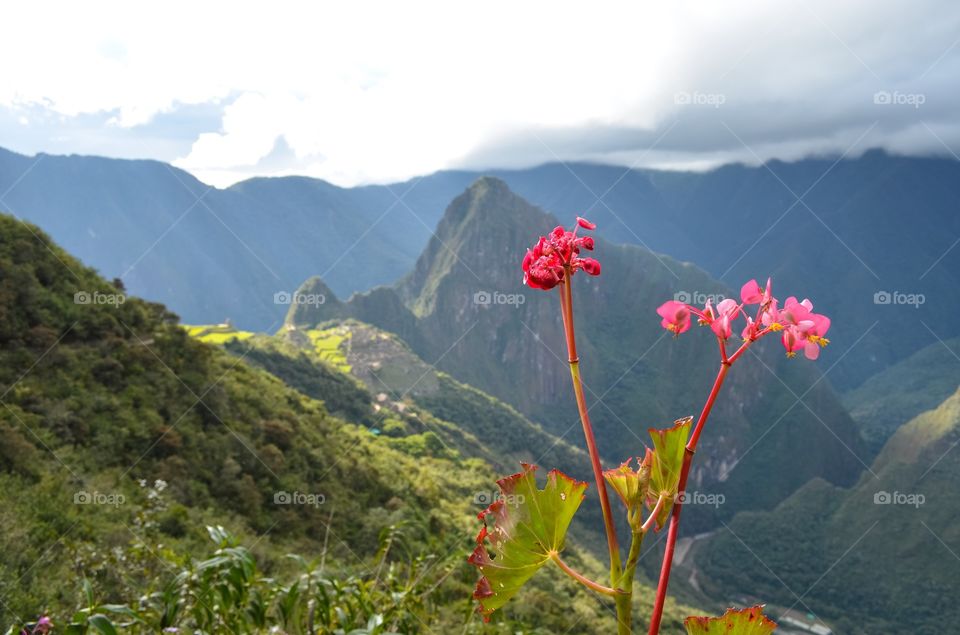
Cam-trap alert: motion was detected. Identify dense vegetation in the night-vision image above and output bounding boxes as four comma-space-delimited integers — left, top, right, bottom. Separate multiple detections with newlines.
696, 388, 960, 634
0, 214, 699, 632
220, 319, 606, 541
843, 336, 960, 454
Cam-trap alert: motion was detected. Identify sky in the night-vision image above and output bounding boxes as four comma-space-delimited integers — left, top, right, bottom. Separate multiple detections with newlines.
1, 1, 958, 187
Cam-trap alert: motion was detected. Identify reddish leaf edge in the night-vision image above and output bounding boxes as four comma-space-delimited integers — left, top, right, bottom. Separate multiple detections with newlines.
467, 462, 589, 621
684, 604, 778, 632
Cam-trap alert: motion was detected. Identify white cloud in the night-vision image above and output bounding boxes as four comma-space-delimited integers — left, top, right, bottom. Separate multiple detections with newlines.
1, 0, 958, 186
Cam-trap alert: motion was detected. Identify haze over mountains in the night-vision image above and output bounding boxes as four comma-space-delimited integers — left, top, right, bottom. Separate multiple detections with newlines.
2, 146, 957, 394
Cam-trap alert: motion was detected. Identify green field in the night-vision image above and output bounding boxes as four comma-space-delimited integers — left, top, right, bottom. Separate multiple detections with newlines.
182, 323, 256, 344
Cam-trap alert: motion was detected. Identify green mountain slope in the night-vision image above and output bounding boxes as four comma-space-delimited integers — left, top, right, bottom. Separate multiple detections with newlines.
843, 336, 960, 454
205, 318, 607, 542
696, 385, 960, 634
288, 178, 866, 536
0, 213, 699, 632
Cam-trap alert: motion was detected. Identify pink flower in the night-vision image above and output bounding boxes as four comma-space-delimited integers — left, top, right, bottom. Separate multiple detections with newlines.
762, 277, 773, 305
657, 277, 831, 363
741, 279, 763, 305
26, 617, 52, 635
657, 300, 692, 335
741, 316, 757, 341
761, 297, 780, 327
710, 298, 741, 340
778, 297, 831, 359
522, 218, 600, 290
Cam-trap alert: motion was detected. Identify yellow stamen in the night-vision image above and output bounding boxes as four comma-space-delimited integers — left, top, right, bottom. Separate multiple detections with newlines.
769, 322, 784, 332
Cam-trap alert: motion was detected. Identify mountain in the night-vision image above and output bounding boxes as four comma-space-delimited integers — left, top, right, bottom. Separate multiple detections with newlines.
844, 336, 960, 454
0, 213, 703, 632
430, 153, 960, 391
287, 177, 866, 535
4, 147, 958, 393
695, 385, 960, 634
0, 147, 468, 328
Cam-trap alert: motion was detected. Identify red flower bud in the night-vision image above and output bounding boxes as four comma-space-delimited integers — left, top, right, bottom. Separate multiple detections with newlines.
521, 218, 601, 290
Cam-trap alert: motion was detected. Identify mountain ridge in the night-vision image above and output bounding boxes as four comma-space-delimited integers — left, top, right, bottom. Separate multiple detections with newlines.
4, 144, 957, 394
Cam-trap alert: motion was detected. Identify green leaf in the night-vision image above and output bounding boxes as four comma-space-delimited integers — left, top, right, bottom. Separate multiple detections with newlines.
86, 615, 118, 635
684, 605, 778, 634
468, 463, 587, 620
647, 417, 692, 529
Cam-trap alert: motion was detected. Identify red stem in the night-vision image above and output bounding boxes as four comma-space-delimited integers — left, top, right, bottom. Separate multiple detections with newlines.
641, 494, 667, 534
647, 358, 731, 634
551, 552, 622, 596
558, 276, 623, 583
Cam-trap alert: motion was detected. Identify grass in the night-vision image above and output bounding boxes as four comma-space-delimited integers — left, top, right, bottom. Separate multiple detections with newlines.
182, 324, 255, 344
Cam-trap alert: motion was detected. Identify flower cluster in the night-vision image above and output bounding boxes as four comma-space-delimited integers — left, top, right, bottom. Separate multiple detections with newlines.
657, 278, 831, 359
522, 217, 601, 290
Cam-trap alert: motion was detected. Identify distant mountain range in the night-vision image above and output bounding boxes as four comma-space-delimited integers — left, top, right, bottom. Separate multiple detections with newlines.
2, 147, 957, 391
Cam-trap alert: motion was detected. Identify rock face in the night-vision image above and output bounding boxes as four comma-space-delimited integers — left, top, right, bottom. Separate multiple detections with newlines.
288, 178, 865, 532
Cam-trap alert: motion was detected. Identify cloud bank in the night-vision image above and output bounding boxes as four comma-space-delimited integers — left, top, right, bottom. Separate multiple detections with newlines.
2, 0, 958, 186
